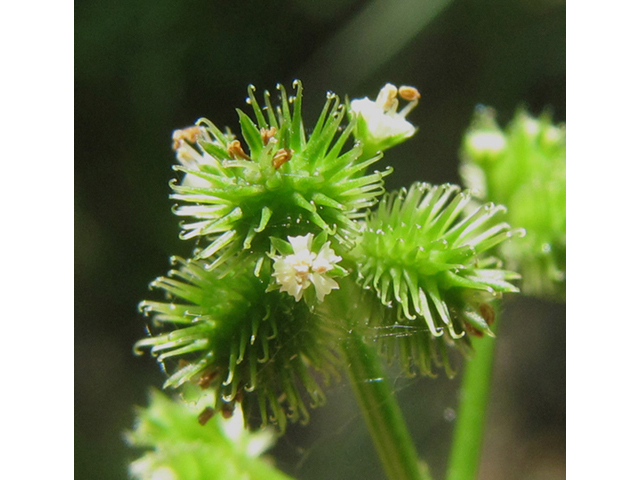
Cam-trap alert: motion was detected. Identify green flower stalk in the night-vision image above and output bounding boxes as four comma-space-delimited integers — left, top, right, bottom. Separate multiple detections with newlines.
170, 81, 391, 272
348, 182, 522, 377
127, 388, 294, 480
135, 255, 343, 432
460, 107, 566, 299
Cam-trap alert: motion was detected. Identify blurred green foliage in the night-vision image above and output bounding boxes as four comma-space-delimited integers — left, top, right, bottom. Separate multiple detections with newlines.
75, 0, 565, 478
126, 389, 294, 480
460, 108, 566, 299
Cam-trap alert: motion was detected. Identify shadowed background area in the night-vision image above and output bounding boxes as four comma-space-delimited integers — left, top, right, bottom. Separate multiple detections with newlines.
75, 0, 565, 478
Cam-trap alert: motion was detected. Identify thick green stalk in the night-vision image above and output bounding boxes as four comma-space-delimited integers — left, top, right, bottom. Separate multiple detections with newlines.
324, 279, 430, 480
446, 313, 500, 480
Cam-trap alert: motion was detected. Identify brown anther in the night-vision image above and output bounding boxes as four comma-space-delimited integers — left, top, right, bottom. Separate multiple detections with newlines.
227, 140, 251, 160
172, 126, 204, 151
463, 322, 484, 338
398, 86, 421, 101
260, 127, 277, 145
478, 303, 495, 326
197, 407, 215, 426
197, 371, 219, 390
272, 148, 293, 169
220, 402, 235, 419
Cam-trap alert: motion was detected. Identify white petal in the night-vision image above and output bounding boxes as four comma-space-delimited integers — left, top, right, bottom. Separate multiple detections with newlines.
279, 278, 305, 301
370, 112, 415, 139
350, 97, 415, 140
287, 234, 313, 254
311, 273, 339, 302
313, 243, 342, 273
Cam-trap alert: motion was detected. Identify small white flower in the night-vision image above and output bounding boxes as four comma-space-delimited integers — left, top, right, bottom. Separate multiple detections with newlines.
467, 131, 507, 155
350, 83, 419, 143
272, 234, 342, 302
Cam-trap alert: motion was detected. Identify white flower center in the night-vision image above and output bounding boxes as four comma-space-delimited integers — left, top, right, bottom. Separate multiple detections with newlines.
272, 234, 342, 302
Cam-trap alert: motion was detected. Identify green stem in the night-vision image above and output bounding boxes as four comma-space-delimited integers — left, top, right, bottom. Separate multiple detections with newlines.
342, 333, 428, 480
445, 312, 500, 480
324, 279, 430, 480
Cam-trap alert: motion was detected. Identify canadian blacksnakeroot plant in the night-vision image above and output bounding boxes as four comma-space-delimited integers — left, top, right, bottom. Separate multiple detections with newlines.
130, 81, 564, 480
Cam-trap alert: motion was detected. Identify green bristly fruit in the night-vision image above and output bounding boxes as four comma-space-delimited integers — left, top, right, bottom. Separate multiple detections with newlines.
348, 182, 522, 377
170, 81, 391, 272
460, 107, 566, 299
135, 256, 343, 432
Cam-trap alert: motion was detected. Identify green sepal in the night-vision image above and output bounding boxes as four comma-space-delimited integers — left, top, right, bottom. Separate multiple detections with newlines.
269, 236, 294, 255
236, 109, 263, 156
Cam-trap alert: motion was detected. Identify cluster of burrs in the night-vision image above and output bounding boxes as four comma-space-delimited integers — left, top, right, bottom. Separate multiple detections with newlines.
136, 81, 521, 432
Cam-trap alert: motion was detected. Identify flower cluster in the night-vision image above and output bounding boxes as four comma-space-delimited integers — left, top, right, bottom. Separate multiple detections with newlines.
136, 82, 524, 432
460, 107, 566, 299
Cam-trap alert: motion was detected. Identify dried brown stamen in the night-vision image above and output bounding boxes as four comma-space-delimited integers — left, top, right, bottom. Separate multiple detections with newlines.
220, 402, 235, 419
479, 303, 495, 326
197, 371, 219, 390
197, 407, 215, 426
464, 322, 485, 338
272, 148, 293, 169
227, 140, 251, 160
260, 127, 277, 145
172, 126, 205, 151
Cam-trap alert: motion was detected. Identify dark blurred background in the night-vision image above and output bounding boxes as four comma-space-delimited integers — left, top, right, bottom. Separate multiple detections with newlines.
75, 0, 565, 478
